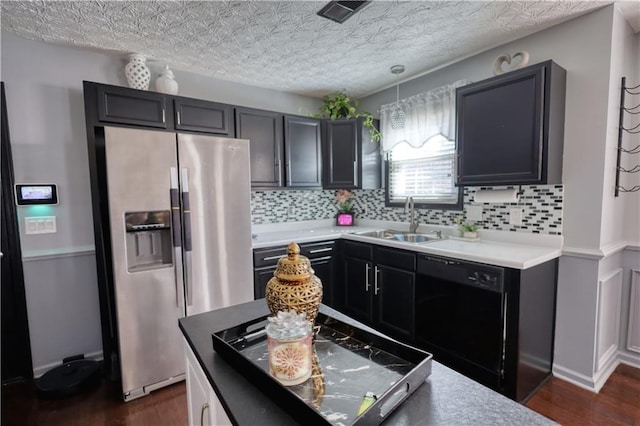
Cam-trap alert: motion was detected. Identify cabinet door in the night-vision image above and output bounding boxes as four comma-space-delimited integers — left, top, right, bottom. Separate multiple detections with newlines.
254, 266, 276, 300
174, 98, 232, 135
456, 65, 545, 185
185, 342, 231, 426
361, 118, 382, 190
373, 264, 415, 343
310, 256, 334, 308
236, 108, 284, 188
284, 116, 322, 188
97, 85, 167, 128
343, 257, 371, 323
323, 119, 359, 189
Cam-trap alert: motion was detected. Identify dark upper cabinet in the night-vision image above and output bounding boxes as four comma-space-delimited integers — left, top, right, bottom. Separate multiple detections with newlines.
456, 60, 566, 186
238, 108, 323, 189
323, 118, 381, 190
96, 85, 168, 128
236, 107, 284, 188
174, 98, 232, 135
284, 116, 322, 188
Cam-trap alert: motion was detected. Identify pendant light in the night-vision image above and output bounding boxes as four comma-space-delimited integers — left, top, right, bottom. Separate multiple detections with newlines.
390, 65, 406, 130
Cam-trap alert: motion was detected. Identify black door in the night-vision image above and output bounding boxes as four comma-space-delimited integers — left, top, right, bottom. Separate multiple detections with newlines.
374, 264, 415, 343
323, 119, 359, 189
96, 84, 168, 128
343, 257, 371, 323
253, 266, 277, 300
174, 98, 232, 135
235, 108, 284, 188
1, 82, 33, 383
284, 116, 322, 188
310, 256, 333, 308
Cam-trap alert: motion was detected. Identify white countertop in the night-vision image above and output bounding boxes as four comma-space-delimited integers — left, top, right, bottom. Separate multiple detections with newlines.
252, 220, 563, 270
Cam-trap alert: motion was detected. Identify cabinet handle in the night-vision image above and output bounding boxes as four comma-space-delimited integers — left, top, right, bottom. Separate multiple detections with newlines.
262, 255, 283, 261
425, 256, 459, 266
200, 402, 209, 426
286, 162, 292, 186
309, 247, 333, 254
162, 108, 166, 123
365, 264, 370, 291
353, 161, 358, 186
374, 266, 379, 295
177, 110, 181, 125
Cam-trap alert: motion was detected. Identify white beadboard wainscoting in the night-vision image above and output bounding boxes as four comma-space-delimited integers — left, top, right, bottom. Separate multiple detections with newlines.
554, 244, 640, 392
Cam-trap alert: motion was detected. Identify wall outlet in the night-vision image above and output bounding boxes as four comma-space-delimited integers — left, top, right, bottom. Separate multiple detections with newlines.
509, 208, 523, 226
24, 216, 56, 234
287, 206, 295, 216
466, 205, 483, 221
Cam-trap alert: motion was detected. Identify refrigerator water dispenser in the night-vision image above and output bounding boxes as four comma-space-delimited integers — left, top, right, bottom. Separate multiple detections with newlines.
124, 211, 173, 272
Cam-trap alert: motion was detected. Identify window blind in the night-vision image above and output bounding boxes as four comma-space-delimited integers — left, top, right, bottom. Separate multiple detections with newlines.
388, 136, 458, 205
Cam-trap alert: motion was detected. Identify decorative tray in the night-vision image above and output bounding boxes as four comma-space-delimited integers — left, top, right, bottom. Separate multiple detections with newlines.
212, 312, 433, 425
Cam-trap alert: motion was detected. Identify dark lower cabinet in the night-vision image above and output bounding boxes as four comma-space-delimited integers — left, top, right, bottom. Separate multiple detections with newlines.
344, 257, 371, 322
342, 241, 416, 344
374, 264, 415, 342
174, 98, 232, 135
252, 240, 337, 308
96, 84, 167, 128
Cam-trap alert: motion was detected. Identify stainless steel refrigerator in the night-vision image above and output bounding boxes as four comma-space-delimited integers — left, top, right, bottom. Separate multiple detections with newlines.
103, 126, 253, 401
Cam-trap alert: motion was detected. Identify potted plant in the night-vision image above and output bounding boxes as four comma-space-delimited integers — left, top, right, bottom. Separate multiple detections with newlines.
459, 222, 479, 239
335, 189, 355, 226
313, 91, 382, 142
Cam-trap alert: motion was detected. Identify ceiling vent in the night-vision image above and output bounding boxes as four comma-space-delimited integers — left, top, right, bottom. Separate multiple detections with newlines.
317, 1, 371, 24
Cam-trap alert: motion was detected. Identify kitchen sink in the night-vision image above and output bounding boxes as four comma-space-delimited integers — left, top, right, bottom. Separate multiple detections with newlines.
392, 233, 440, 243
356, 229, 442, 243
356, 229, 401, 239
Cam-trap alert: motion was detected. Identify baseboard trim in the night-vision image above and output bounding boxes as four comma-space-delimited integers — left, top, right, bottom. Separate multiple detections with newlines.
552, 364, 599, 392
592, 353, 621, 392
618, 351, 640, 368
33, 350, 103, 378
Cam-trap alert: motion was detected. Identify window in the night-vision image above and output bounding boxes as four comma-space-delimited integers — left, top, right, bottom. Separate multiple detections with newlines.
386, 135, 462, 209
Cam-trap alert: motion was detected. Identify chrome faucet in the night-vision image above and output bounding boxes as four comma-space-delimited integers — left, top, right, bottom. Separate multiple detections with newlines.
404, 196, 419, 233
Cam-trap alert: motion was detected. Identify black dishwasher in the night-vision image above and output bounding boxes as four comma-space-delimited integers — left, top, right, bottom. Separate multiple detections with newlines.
416, 254, 506, 392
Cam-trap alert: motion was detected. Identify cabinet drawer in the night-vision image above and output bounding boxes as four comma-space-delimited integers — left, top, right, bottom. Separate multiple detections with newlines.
174, 98, 232, 135
299, 240, 336, 259
374, 246, 416, 271
253, 246, 287, 268
97, 85, 167, 128
343, 241, 373, 261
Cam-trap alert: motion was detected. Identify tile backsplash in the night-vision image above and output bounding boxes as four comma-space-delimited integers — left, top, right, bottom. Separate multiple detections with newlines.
251, 185, 563, 235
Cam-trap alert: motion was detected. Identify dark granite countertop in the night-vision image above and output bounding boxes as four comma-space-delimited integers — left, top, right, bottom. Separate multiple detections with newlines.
179, 300, 555, 425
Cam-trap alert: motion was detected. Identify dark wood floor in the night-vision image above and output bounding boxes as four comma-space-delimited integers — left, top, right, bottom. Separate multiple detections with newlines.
3, 364, 639, 425
526, 363, 640, 425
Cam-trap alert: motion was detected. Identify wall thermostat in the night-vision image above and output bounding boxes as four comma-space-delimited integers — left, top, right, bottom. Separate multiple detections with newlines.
15, 184, 58, 206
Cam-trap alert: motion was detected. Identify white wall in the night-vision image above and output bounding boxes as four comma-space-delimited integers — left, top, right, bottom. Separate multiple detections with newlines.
0, 31, 320, 374
600, 7, 640, 248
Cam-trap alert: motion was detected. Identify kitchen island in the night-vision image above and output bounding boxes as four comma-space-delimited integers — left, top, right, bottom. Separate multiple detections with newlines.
179, 300, 555, 425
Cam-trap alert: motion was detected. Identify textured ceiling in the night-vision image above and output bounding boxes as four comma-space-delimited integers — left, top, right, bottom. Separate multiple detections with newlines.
1, 1, 634, 98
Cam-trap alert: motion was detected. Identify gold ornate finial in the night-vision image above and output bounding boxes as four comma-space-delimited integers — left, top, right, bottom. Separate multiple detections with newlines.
287, 242, 300, 260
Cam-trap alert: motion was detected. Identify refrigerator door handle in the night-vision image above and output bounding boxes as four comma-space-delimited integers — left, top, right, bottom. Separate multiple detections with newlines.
180, 167, 194, 307
170, 167, 184, 311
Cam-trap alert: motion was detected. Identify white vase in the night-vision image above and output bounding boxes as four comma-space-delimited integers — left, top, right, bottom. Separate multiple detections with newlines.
155, 65, 179, 95
124, 53, 151, 90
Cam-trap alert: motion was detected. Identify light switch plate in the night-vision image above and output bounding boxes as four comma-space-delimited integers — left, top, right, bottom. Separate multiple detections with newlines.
509, 208, 523, 226
466, 205, 483, 221
24, 216, 56, 234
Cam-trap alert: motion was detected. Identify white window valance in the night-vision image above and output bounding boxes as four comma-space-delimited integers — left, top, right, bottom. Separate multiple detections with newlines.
379, 80, 471, 153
